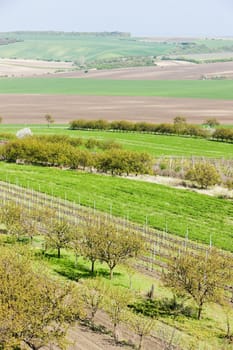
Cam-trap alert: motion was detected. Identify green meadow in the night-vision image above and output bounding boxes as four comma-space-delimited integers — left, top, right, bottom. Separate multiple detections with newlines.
0, 162, 232, 252
1, 78, 233, 99
0, 32, 233, 62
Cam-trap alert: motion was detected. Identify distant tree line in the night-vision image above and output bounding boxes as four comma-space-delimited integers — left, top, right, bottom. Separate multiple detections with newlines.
69, 118, 233, 142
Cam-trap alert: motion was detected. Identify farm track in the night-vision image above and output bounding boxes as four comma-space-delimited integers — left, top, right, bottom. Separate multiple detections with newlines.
0, 181, 232, 295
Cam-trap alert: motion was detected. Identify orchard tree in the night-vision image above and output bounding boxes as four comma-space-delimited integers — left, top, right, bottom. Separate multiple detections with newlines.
0, 247, 83, 349
79, 278, 108, 322
185, 162, 220, 189
98, 222, 145, 279
45, 217, 73, 258
80, 220, 103, 274
45, 114, 55, 128
104, 286, 134, 342
0, 201, 25, 240
173, 116, 187, 135
163, 249, 232, 320
204, 118, 220, 128
126, 312, 156, 350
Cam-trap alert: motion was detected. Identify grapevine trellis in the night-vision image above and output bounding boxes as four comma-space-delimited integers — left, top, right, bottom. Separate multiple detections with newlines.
0, 180, 232, 298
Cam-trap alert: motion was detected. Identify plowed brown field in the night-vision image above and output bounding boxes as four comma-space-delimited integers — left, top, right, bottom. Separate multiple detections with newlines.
1, 94, 233, 124
57, 61, 233, 80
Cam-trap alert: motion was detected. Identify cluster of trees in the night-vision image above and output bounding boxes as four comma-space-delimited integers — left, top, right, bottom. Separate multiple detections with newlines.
0, 245, 155, 350
1, 199, 232, 348
212, 128, 233, 142
0, 203, 153, 349
0, 202, 145, 280
1, 137, 152, 176
69, 117, 209, 138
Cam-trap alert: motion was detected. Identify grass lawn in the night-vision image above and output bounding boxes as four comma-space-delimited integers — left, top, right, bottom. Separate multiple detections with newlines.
1, 124, 233, 158
0, 162, 232, 252
0, 78, 233, 99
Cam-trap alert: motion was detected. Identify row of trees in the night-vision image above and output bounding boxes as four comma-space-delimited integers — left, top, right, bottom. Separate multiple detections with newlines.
35, 133, 123, 150
0, 202, 145, 280
212, 128, 233, 142
0, 203, 155, 349
69, 118, 233, 142
1, 137, 225, 188
1, 137, 152, 176
69, 117, 209, 138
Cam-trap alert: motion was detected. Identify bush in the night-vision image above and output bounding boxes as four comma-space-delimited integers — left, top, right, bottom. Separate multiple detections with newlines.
185, 162, 220, 188
129, 297, 195, 318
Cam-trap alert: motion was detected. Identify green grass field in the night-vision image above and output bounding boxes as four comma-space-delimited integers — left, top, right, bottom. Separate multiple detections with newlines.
1, 78, 233, 99
0, 32, 233, 62
1, 125, 233, 158
0, 35, 174, 62
0, 162, 232, 252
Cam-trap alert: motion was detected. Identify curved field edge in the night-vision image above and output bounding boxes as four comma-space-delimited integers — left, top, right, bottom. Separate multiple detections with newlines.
1, 78, 233, 99
1, 125, 233, 159
0, 162, 232, 252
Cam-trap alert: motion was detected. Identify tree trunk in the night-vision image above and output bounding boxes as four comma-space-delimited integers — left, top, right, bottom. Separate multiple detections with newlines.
110, 266, 114, 280
138, 334, 143, 350
197, 304, 203, 320
113, 323, 118, 343
91, 260, 95, 274
23, 340, 38, 350
58, 247, 61, 258
226, 313, 230, 338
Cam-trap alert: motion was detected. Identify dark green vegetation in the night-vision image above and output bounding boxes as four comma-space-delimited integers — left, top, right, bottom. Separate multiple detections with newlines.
1, 125, 233, 158
1, 137, 152, 176
70, 119, 209, 139
1, 78, 233, 99
69, 119, 233, 142
0, 162, 232, 251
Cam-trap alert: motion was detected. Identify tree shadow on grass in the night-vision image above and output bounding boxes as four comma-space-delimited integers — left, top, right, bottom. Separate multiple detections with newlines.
38, 251, 122, 282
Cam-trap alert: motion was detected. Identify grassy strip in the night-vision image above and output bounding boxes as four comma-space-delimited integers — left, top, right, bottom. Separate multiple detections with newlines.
1, 125, 233, 158
0, 78, 233, 99
0, 162, 232, 252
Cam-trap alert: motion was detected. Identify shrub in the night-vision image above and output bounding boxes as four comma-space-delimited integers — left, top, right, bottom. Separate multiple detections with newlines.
185, 162, 220, 189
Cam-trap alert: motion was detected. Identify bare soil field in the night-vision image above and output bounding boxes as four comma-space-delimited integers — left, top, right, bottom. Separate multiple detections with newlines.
67, 310, 165, 350
0, 58, 73, 77
57, 61, 233, 80
1, 94, 233, 124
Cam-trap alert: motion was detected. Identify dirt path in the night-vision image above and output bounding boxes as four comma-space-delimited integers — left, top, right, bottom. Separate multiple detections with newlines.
1, 94, 233, 124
